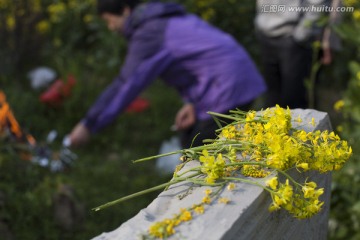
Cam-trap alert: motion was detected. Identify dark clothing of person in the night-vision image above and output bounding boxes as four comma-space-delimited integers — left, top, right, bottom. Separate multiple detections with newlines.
255, 0, 329, 109
257, 33, 312, 108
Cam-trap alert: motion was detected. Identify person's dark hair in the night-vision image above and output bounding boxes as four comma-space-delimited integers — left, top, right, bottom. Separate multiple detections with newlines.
97, 0, 141, 15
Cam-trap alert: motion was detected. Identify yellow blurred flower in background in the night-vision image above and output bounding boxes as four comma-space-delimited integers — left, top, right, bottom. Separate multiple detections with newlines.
83, 14, 94, 24
6, 15, 15, 31
343, 0, 357, 7
48, 2, 66, 23
36, 20, 50, 34
31, 0, 42, 13
0, 0, 8, 9
334, 100, 345, 112
353, 10, 360, 21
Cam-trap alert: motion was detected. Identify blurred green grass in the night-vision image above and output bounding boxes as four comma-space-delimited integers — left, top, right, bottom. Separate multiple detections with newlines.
0, 77, 183, 239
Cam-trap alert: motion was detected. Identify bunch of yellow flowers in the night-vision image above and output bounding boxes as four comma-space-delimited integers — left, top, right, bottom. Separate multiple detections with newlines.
192, 105, 351, 219
94, 105, 352, 239
218, 105, 352, 174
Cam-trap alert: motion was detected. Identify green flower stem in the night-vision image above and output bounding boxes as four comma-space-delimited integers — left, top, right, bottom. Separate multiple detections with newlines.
207, 111, 244, 121
228, 109, 247, 114
133, 139, 253, 164
133, 150, 183, 163
211, 183, 227, 198
214, 140, 255, 148
93, 173, 201, 211
174, 172, 202, 180
275, 168, 303, 188
202, 139, 217, 144
225, 161, 267, 168
133, 144, 223, 163
92, 181, 176, 211
222, 177, 273, 193
175, 166, 202, 177
165, 172, 202, 191
208, 111, 268, 123
186, 178, 225, 187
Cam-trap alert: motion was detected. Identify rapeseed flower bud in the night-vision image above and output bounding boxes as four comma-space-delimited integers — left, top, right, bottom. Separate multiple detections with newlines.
227, 183, 236, 191
194, 205, 205, 214
218, 198, 230, 204
266, 177, 278, 190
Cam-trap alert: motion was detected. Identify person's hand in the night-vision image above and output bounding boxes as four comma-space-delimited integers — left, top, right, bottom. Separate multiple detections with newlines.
175, 103, 196, 130
69, 122, 91, 148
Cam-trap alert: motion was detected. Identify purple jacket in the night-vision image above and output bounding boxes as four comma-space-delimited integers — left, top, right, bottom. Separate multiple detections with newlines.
83, 2, 266, 133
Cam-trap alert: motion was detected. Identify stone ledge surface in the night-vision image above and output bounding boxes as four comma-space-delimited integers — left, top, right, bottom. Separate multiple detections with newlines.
93, 109, 332, 240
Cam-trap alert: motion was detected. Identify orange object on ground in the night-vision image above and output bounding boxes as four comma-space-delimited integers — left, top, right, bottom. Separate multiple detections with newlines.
0, 90, 23, 139
0, 90, 36, 146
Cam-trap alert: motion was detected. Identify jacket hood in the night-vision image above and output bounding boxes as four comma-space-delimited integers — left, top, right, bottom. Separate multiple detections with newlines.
124, 2, 185, 38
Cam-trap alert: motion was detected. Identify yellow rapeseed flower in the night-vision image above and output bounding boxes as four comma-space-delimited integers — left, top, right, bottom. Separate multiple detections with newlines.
336, 125, 343, 133
273, 179, 293, 206
0, 0, 8, 9
48, 2, 66, 23
218, 197, 230, 204
302, 186, 315, 198
343, 0, 356, 7
242, 164, 270, 178
36, 20, 50, 34
353, 10, 360, 21
266, 177, 278, 190
202, 196, 211, 204
204, 189, 212, 196
334, 100, 344, 112
201, 8, 215, 21
6, 15, 15, 31
268, 203, 281, 212
179, 210, 192, 221
227, 183, 236, 191
83, 14, 94, 23
245, 111, 256, 121
294, 130, 308, 142
310, 118, 316, 127
221, 125, 237, 139
296, 162, 309, 171
52, 38, 62, 47
149, 221, 166, 238
200, 150, 226, 183
68, 0, 77, 9
312, 41, 321, 49
194, 205, 205, 214
31, 0, 41, 12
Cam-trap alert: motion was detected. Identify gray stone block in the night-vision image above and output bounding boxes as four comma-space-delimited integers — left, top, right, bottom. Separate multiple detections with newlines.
93, 109, 332, 240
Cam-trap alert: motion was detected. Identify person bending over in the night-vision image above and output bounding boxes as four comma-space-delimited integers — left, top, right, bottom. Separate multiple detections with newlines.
69, 0, 266, 148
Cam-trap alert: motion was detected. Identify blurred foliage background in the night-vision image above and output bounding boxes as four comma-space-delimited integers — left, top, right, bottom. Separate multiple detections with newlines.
0, 0, 359, 239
